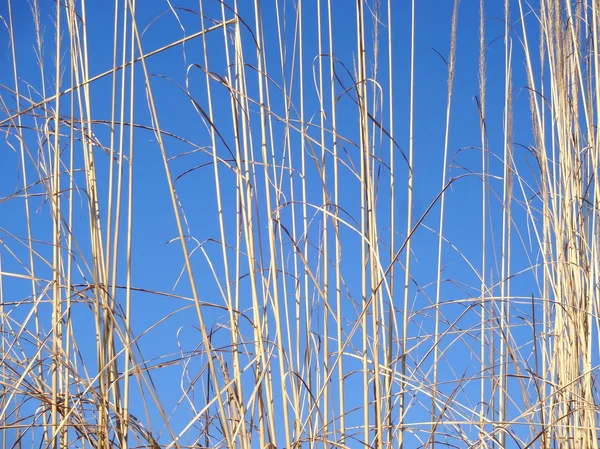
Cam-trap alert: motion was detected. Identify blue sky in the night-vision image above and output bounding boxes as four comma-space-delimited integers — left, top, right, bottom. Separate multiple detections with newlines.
0, 0, 565, 448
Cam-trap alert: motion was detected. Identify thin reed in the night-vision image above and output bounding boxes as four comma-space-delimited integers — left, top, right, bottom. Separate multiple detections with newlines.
0, 0, 599, 448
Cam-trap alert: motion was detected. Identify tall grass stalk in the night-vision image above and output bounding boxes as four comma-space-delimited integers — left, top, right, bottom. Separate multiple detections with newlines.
2, 0, 600, 448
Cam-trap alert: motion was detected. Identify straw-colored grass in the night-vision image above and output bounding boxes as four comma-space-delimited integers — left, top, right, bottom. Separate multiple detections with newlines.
1, 0, 599, 448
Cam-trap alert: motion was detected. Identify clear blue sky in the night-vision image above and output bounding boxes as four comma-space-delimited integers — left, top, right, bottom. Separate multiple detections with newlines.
0, 1, 557, 448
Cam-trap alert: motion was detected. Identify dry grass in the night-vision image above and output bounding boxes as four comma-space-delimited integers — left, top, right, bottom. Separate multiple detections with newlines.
1, 0, 599, 448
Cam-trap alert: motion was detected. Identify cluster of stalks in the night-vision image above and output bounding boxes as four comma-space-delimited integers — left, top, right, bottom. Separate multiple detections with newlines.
1, 0, 600, 448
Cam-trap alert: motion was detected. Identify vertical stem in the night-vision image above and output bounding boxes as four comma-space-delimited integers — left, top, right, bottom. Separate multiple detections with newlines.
431, 2, 459, 446
51, 0, 62, 446
326, 0, 345, 443
478, 0, 487, 445
386, 0, 395, 446
400, 1, 416, 447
